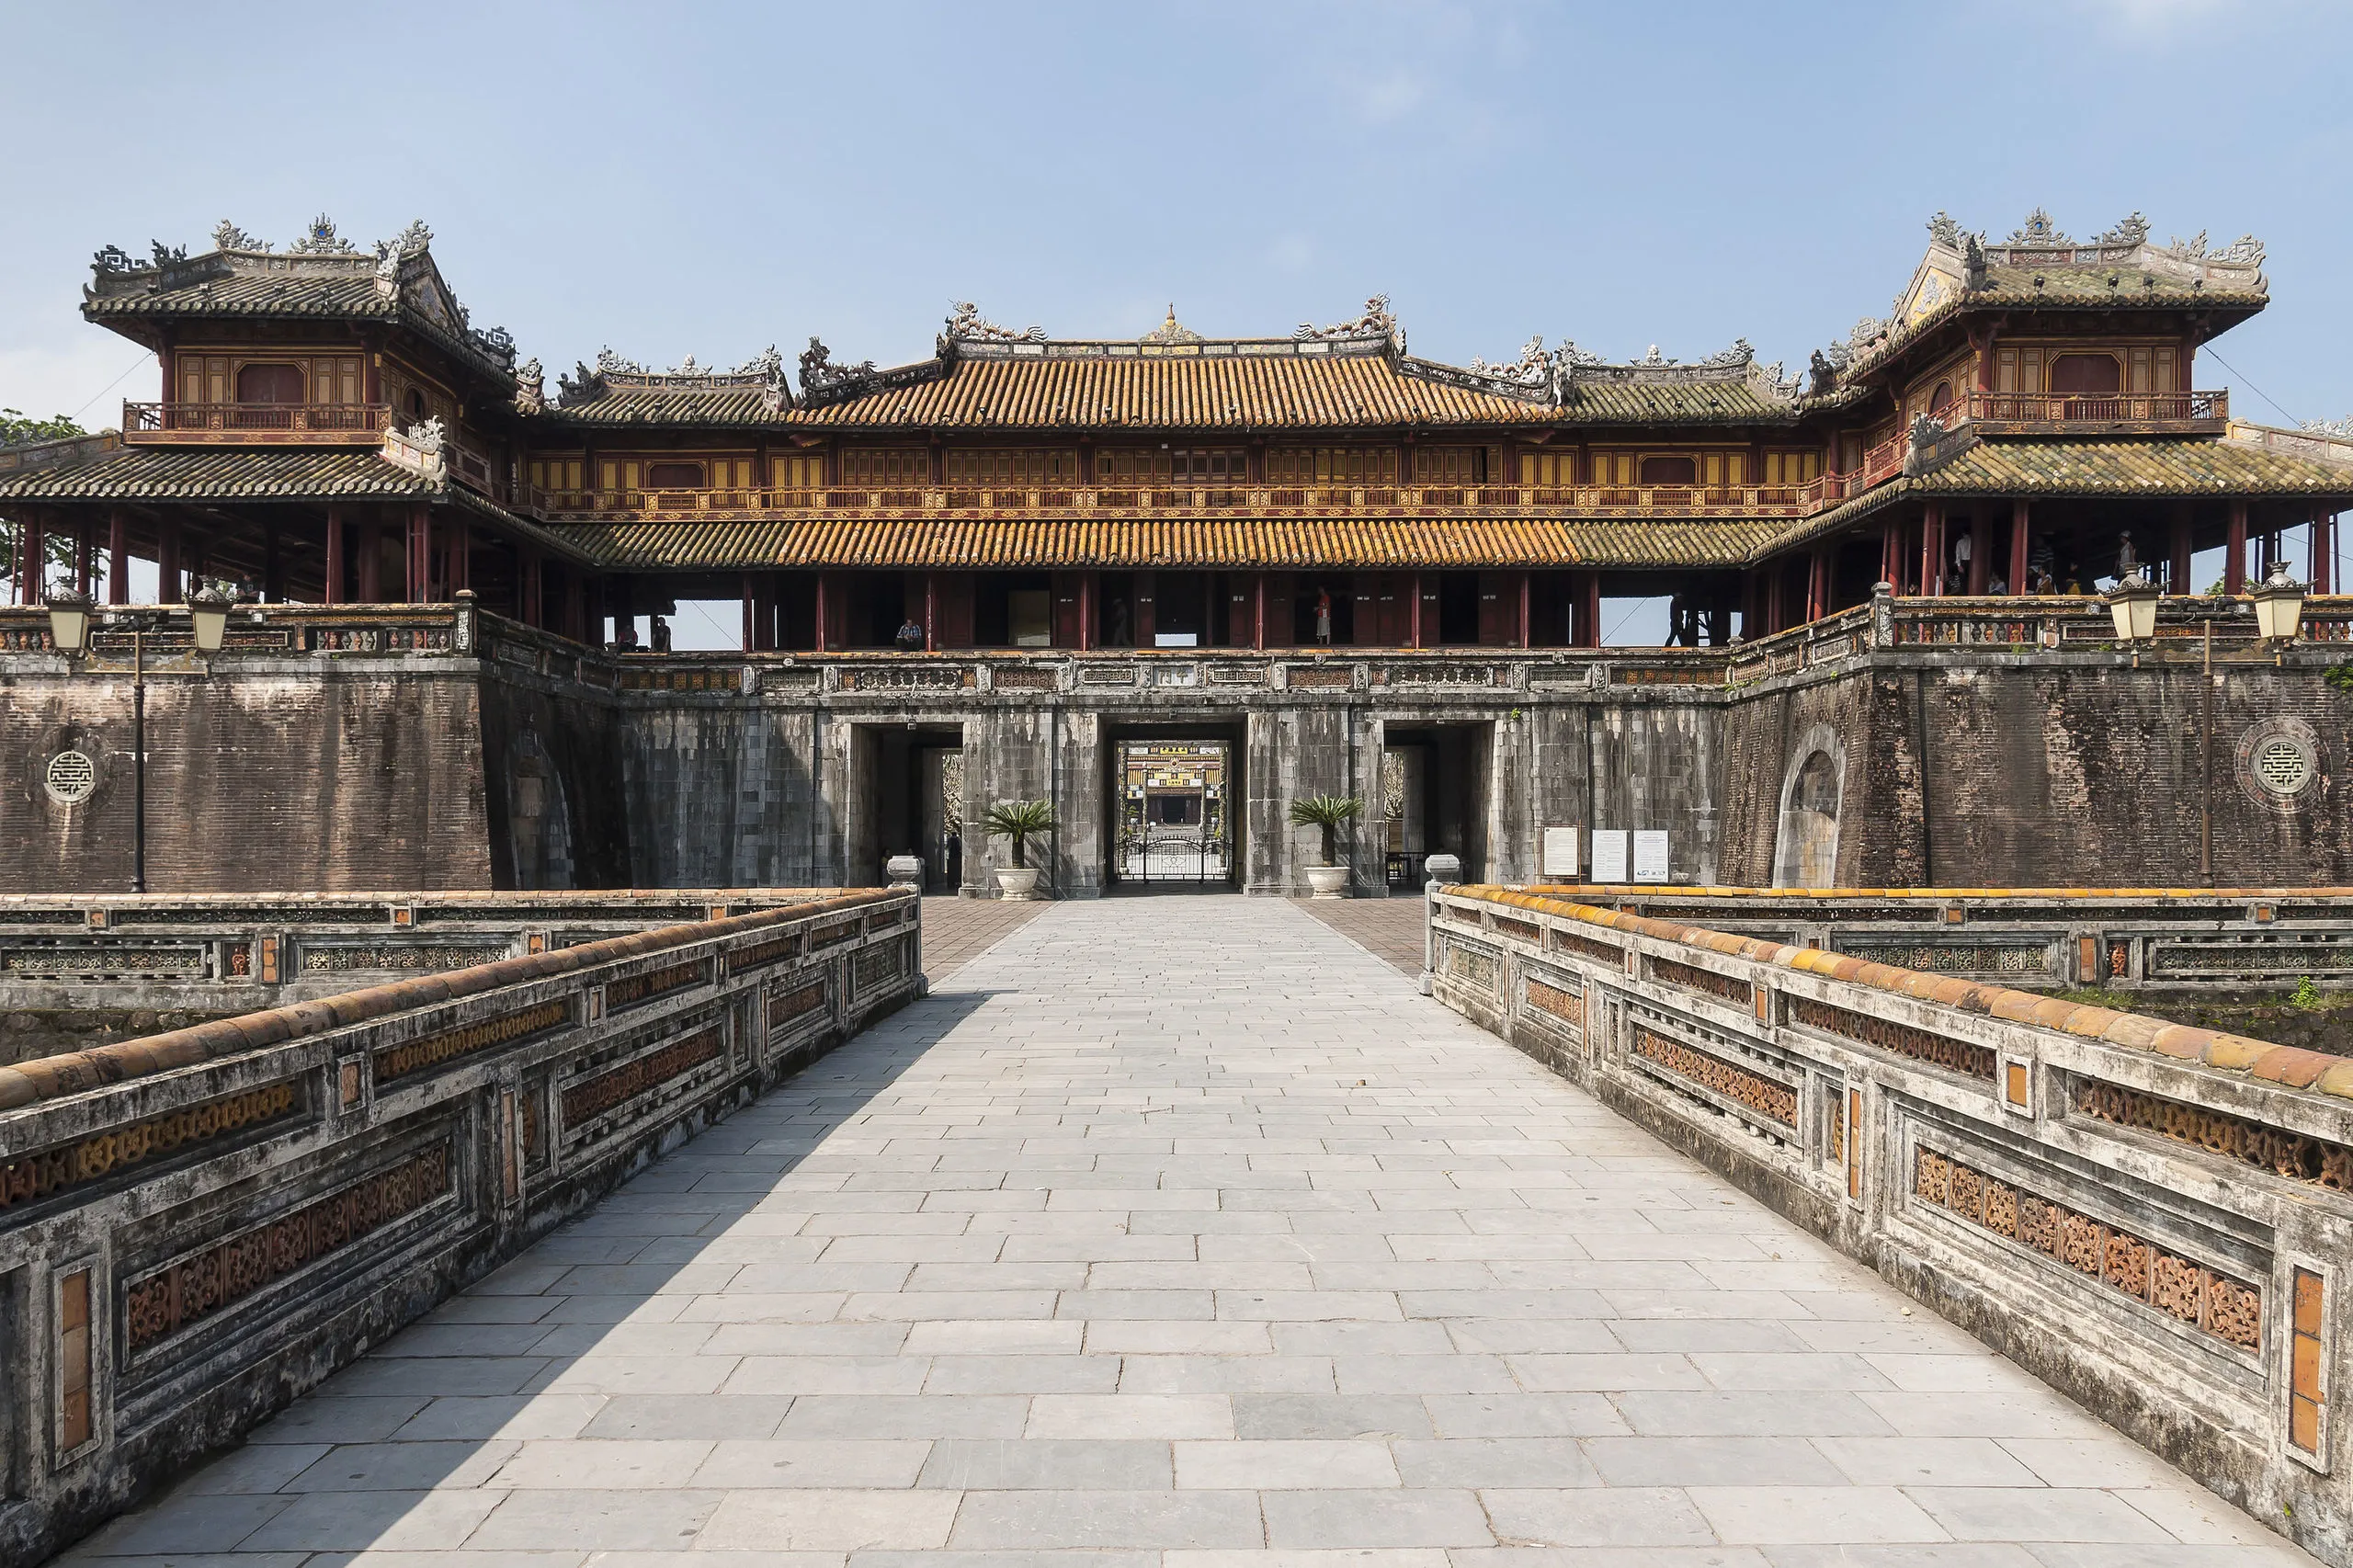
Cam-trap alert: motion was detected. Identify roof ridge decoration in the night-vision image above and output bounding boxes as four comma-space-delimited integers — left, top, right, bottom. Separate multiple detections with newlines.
1140, 306, 1204, 346
944, 300, 1046, 345
1397, 334, 1795, 409
212, 221, 268, 254
1295, 294, 1403, 350
559, 345, 793, 411
290, 214, 359, 255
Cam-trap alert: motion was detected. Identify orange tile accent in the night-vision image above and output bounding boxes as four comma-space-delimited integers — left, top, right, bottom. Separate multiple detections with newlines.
58, 1267, 92, 1450
258, 934, 279, 985
2006, 1062, 2029, 1108
2291, 1267, 2326, 1455
1847, 1088, 1862, 1199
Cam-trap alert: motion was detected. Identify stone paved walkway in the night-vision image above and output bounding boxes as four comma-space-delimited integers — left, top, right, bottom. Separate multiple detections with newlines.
65, 898, 2314, 1568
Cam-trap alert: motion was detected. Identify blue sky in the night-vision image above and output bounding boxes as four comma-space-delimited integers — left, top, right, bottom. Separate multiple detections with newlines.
4, 0, 2347, 642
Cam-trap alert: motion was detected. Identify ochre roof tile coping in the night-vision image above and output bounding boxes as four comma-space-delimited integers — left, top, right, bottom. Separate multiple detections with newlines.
1534, 883, 2353, 899
0, 890, 898, 1114
1450, 885, 2352, 1105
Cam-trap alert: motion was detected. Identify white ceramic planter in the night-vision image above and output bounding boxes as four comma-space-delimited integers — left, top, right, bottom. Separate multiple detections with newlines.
996, 865, 1043, 900
1305, 864, 1350, 899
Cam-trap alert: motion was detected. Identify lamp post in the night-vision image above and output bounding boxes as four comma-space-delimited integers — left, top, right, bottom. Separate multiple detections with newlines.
46, 586, 253, 894
2102, 568, 2161, 643
2248, 560, 2308, 644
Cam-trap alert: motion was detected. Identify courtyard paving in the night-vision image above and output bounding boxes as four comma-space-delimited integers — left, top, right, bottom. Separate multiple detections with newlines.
63, 897, 2313, 1567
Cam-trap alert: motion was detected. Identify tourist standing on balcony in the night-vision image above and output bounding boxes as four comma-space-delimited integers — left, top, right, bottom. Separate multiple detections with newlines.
896, 616, 925, 652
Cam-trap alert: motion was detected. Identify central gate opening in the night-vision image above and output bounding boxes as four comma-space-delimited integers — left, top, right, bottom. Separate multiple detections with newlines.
1108, 737, 1235, 890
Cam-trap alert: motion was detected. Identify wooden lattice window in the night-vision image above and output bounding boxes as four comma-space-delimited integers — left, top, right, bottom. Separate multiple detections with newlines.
2050, 353, 2122, 395
946, 449, 1081, 484
1274, 446, 1401, 484
775, 453, 824, 489
1518, 450, 1574, 486
1763, 450, 1823, 484
1638, 453, 1698, 485
1413, 447, 1488, 484
645, 461, 704, 489
839, 449, 930, 485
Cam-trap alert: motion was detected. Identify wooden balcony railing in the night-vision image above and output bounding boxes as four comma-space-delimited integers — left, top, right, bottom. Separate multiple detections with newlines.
121, 401, 392, 441
526, 481, 1829, 521
1962, 389, 2227, 426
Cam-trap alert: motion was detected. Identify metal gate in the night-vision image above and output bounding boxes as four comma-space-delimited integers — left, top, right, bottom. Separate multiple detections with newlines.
1111, 740, 1232, 885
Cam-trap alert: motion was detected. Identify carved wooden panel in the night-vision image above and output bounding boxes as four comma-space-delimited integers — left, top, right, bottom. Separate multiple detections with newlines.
1526, 977, 1583, 1029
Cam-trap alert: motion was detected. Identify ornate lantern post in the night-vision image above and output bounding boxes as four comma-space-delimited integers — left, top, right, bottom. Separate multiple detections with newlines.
2249, 560, 2307, 643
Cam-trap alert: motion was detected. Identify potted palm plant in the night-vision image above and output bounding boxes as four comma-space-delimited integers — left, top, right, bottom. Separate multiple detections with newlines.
981, 799, 1056, 899
1289, 793, 1361, 898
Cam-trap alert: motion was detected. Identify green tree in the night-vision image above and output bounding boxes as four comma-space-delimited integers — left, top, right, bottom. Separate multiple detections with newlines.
0, 409, 84, 448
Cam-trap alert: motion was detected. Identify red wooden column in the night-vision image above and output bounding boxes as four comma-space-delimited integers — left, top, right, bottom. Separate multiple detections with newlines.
1965, 506, 1988, 595
1919, 504, 1945, 596
1407, 572, 1423, 648
813, 573, 832, 652
157, 518, 181, 602
2314, 509, 2336, 596
74, 524, 92, 599
2009, 499, 2030, 594
741, 572, 756, 652
407, 505, 432, 601
2225, 500, 2248, 594
2168, 503, 2193, 596
1880, 519, 1901, 586
324, 506, 345, 605
1253, 573, 1267, 651
1580, 572, 1601, 647
928, 571, 943, 652
19, 512, 45, 603
106, 506, 128, 605
1516, 571, 1531, 649
1766, 563, 1784, 634
450, 519, 471, 595
358, 517, 382, 603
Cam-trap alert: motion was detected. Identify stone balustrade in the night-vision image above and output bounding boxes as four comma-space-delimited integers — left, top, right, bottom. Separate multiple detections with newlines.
1547, 884, 2353, 992
1427, 882, 2352, 1562
0, 888, 874, 1012
0, 887, 924, 1565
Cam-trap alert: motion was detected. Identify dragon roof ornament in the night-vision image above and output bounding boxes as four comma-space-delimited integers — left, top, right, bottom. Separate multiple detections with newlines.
212, 221, 268, 254
945, 301, 1047, 344
555, 344, 792, 409
1295, 294, 1402, 347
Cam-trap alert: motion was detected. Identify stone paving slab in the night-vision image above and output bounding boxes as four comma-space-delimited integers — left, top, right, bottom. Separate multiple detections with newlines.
57, 897, 2318, 1568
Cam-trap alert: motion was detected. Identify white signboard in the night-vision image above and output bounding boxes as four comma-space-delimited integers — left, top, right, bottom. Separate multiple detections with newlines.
1631, 831, 1670, 883
1590, 830, 1629, 884
1540, 826, 1580, 879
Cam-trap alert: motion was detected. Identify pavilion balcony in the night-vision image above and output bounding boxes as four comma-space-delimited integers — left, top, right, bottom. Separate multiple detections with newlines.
1957, 388, 2228, 433
524, 480, 1827, 522
121, 401, 392, 444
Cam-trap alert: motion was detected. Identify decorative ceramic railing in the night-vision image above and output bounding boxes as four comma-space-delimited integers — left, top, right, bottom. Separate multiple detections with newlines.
121, 402, 392, 440
0, 887, 924, 1565
1426, 883, 2351, 1562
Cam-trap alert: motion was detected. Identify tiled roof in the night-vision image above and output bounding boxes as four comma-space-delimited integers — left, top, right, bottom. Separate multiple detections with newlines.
0, 446, 435, 502
540, 387, 793, 428
777, 352, 1795, 433
548, 515, 1783, 571
1841, 276, 2266, 385
1766, 436, 2353, 555
85, 272, 392, 321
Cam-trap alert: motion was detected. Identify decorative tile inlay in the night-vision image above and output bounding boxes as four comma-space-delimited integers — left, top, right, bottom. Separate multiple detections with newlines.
1, 1081, 302, 1212
300, 943, 506, 973
854, 940, 904, 994
1649, 954, 1754, 1006
1446, 942, 1500, 989
1788, 994, 1996, 1081
729, 931, 801, 972
1526, 976, 1584, 1028
1551, 927, 1624, 966
1631, 1026, 1798, 1129
605, 958, 706, 1008
58, 1268, 92, 1450
561, 1028, 726, 1126
1841, 942, 2051, 974
2074, 1079, 2353, 1191
122, 1142, 451, 1351
373, 998, 571, 1083
768, 976, 827, 1037
1913, 1146, 2261, 1352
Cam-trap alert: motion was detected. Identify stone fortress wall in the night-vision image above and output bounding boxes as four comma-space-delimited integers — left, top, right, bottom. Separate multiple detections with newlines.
0, 594, 2347, 898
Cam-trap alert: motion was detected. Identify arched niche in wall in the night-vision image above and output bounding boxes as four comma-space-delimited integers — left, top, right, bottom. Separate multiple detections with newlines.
1772, 724, 1845, 890
506, 731, 576, 891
